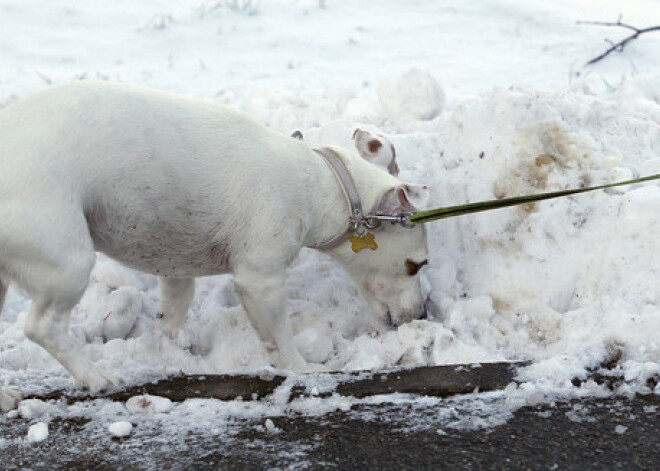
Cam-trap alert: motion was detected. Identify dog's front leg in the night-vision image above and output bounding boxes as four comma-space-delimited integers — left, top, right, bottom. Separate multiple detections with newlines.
234, 267, 310, 371
157, 277, 195, 337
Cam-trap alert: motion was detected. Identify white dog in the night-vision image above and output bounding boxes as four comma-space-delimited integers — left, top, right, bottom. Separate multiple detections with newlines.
0, 82, 429, 409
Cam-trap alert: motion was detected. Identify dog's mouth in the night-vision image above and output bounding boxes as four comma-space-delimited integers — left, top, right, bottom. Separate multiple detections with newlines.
386, 308, 394, 327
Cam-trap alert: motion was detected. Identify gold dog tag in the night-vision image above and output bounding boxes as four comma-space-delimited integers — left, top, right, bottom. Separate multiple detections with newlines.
349, 232, 378, 252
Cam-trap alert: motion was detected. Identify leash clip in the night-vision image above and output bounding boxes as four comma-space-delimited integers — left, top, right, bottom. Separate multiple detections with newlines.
362, 211, 414, 230
351, 210, 414, 235
350, 208, 369, 236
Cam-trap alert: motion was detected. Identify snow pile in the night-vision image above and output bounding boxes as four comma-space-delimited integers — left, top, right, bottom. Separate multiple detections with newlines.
378, 67, 445, 121
427, 83, 660, 393
1, 0, 659, 438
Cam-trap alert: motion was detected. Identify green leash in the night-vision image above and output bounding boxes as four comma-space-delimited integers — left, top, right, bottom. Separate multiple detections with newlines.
409, 173, 660, 225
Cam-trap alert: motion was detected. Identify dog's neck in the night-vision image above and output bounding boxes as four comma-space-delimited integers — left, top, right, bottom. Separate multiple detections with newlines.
310, 147, 363, 250
302, 146, 391, 253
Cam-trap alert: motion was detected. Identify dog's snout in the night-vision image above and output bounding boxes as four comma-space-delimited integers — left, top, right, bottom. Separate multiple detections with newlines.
387, 302, 427, 327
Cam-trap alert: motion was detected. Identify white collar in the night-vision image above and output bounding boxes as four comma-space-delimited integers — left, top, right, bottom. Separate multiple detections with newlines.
311, 147, 413, 250
312, 147, 364, 250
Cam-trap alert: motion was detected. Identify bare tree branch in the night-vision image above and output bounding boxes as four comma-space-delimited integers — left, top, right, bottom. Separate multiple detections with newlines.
578, 17, 660, 65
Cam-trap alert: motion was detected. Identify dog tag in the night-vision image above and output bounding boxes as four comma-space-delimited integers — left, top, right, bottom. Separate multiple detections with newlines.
349, 232, 378, 252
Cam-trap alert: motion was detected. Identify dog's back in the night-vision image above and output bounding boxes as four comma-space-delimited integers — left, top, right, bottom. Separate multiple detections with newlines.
0, 81, 315, 277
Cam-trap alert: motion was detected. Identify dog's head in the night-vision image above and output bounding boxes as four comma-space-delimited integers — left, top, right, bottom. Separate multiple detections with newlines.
325, 143, 430, 328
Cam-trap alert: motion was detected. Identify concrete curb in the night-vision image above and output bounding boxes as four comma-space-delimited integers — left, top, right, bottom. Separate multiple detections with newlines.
29, 361, 529, 404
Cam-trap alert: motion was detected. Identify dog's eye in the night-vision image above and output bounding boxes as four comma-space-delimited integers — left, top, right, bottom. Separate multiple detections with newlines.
405, 258, 428, 276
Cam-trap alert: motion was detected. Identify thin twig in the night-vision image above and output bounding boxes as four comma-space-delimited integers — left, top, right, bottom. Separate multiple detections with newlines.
578, 18, 660, 65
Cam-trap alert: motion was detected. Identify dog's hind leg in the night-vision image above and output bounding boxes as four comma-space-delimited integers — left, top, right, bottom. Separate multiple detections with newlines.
0, 276, 24, 412
4, 209, 119, 392
22, 256, 119, 392
156, 277, 194, 337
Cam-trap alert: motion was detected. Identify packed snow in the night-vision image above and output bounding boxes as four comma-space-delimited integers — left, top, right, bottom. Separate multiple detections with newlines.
1, 0, 659, 445
26, 422, 48, 443
126, 395, 175, 415
108, 421, 134, 438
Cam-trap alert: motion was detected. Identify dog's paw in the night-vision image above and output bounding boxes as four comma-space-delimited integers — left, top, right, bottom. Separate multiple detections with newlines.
156, 316, 182, 339
0, 386, 25, 412
74, 364, 123, 394
271, 348, 333, 374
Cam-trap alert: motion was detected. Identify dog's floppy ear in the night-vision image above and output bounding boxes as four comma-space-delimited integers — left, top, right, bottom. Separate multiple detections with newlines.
353, 128, 399, 176
376, 183, 430, 213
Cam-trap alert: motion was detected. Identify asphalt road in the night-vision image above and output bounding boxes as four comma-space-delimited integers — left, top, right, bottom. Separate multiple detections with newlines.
2, 394, 658, 470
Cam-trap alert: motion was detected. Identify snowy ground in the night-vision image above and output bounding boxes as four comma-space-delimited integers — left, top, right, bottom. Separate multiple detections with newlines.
1, 0, 659, 447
